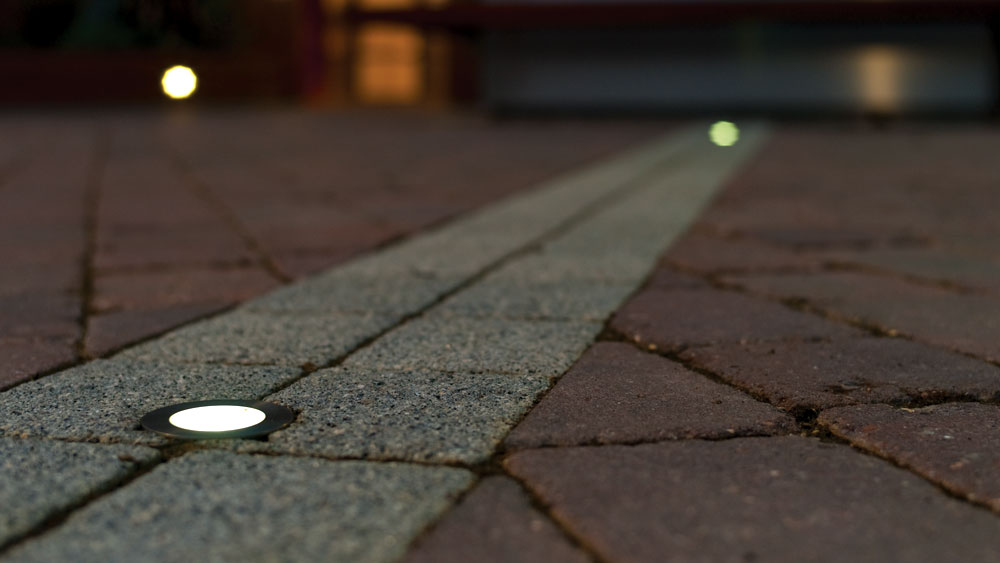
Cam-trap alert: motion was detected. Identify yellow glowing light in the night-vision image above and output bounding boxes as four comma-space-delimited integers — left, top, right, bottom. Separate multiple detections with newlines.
709, 121, 739, 147
168, 405, 266, 432
857, 46, 902, 114
161, 65, 198, 99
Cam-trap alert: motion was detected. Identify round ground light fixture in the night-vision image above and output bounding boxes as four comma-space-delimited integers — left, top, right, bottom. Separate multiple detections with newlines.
141, 400, 294, 440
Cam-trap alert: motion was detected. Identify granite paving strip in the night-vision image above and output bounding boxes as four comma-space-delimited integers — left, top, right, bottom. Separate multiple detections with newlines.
609, 287, 861, 353
819, 403, 1000, 512
0, 439, 159, 550
506, 436, 1000, 563
401, 476, 591, 563
0, 451, 473, 563
241, 271, 463, 317
436, 280, 636, 321
344, 317, 603, 377
505, 342, 794, 449
680, 337, 1000, 413
118, 310, 392, 367
0, 360, 299, 446
257, 367, 550, 464
724, 271, 1000, 362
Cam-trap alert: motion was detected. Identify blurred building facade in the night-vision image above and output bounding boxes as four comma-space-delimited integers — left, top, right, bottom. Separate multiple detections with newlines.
1, 0, 997, 114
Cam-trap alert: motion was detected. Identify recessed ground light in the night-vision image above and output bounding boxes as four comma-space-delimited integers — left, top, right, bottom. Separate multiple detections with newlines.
141, 400, 294, 440
709, 121, 739, 147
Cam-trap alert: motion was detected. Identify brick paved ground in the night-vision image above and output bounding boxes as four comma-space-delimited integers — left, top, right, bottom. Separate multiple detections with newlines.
515, 125, 1000, 561
0, 111, 659, 390
4, 117, 1000, 562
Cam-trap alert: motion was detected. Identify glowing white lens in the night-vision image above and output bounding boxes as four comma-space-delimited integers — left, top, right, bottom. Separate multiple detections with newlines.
168, 405, 266, 432
709, 121, 739, 147
161, 65, 198, 99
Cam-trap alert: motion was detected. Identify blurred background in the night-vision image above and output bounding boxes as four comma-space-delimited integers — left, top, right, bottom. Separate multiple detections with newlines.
1, 0, 997, 115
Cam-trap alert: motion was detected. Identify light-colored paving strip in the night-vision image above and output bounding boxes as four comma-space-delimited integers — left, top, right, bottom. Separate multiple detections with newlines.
0, 123, 769, 562
2, 452, 472, 563
0, 439, 159, 550
0, 362, 300, 446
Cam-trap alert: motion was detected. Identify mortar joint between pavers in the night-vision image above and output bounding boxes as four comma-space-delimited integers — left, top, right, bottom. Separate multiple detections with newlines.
499, 464, 615, 563
164, 142, 292, 284
822, 260, 991, 297
719, 274, 1000, 372
76, 127, 112, 363
820, 423, 1000, 518
0, 449, 163, 557
601, 322, 810, 431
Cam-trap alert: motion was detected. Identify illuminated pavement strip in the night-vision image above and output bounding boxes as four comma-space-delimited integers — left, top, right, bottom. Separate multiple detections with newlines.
0, 123, 769, 562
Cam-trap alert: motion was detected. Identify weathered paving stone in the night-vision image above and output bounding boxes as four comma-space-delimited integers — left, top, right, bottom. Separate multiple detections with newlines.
346, 316, 602, 378
0, 439, 159, 548
92, 267, 278, 312
680, 337, 1000, 412
437, 279, 635, 321
0, 359, 299, 445
1, 452, 473, 563
341, 231, 522, 279
663, 233, 823, 273
487, 252, 658, 285
401, 476, 591, 563
0, 338, 76, 391
828, 247, 1000, 291
505, 436, 1000, 563
85, 302, 227, 358
242, 272, 461, 317
260, 367, 550, 464
506, 342, 794, 449
725, 271, 1000, 362
119, 310, 392, 367
819, 403, 1000, 512
610, 288, 859, 351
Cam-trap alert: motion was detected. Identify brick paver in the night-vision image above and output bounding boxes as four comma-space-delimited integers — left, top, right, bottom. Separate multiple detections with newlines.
680, 336, 1000, 412
0, 360, 298, 445
609, 287, 859, 352
725, 271, 1000, 362
820, 403, 1000, 511
505, 342, 793, 448
506, 437, 1000, 563
402, 476, 590, 563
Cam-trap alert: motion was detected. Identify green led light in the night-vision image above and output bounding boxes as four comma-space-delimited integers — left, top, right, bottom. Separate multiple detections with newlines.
709, 121, 739, 147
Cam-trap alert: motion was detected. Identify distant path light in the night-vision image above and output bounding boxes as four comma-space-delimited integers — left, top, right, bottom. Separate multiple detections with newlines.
161, 65, 198, 99
141, 400, 294, 440
709, 121, 740, 147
